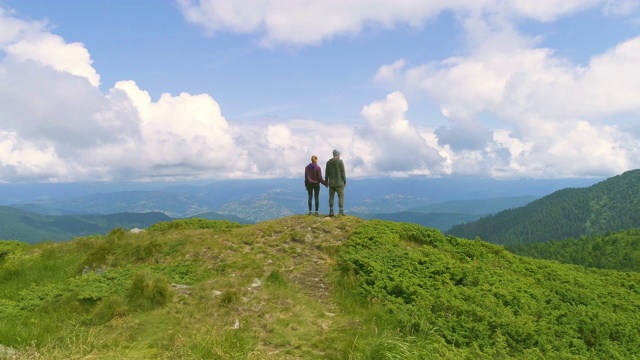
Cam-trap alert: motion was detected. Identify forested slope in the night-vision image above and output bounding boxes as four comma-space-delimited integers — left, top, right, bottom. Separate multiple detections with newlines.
507, 228, 640, 272
447, 169, 640, 245
0, 206, 171, 243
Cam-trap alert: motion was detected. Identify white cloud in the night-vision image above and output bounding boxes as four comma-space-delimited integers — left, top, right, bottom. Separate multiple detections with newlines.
1, 8, 440, 182
177, 0, 624, 46
355, 91, 445, 175
5, 33, 100, 87
1, 8, 100, 87
376, 13, 640, 178
177, 0, 449, 46
374, 59, 406, 84
0, 7, 45, 45
2, 2, 640, 183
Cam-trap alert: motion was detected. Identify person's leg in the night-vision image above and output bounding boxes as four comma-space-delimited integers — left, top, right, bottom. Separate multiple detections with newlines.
306, 185, 313, 213
328, 186, 335, 215
313, 184, 320, 213
337, 186, 345, 215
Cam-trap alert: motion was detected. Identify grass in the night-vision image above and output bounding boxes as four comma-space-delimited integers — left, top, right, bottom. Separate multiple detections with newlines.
6, 215, 636, 358
0, 216, 372, 359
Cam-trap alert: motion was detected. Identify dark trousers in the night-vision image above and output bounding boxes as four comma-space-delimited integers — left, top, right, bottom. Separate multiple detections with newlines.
329, 186, 344, 214
306, 183, 320, 212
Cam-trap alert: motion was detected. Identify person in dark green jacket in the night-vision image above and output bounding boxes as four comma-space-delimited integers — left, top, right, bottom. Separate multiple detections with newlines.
325, 149, 347, 216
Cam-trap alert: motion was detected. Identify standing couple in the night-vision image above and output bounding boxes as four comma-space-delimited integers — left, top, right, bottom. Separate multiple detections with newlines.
304, 149, 347, 217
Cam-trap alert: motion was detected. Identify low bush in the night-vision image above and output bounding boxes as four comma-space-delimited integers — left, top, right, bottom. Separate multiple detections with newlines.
148, 218, 241, 231
126, 270, 172, 311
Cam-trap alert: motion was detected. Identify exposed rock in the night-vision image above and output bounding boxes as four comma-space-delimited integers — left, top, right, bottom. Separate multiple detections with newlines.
0, 344, 18, 357
129, 228, 145, 234
170, 283, 191, 295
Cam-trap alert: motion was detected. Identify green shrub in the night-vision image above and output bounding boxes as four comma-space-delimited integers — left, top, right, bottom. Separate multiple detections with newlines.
337, 220, 640, 358
265, 270, 288, 288
218, 290, 240, 306
80, 237, 115, 270
148, 218, 241, 232
126, 270, 172, 311
399, 222, 445, 245
107, 227, 127, 241
0, 240, 28, 262
156, 261, 199, 284
90, 295, 128, 324
129, 238, 163, 263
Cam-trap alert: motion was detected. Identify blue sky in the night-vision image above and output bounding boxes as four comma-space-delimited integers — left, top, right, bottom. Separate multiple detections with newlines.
1, 0, 640, 183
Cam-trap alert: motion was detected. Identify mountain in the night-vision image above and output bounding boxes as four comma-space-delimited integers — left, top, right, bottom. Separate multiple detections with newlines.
356, 196, 538, 232
0, 205, 256, 244
1, 196, 531, 244
447, 169, 640, 245
0, 206, 172, 244
2, 216, 640, 358
406, 195, 537, 215
357, 212, 480, 231
3, 177, 602, 222
190, 212, 254, 224
12, 191, 211, 217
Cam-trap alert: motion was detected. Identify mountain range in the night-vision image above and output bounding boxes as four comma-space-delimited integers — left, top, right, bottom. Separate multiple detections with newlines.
448, 169, 640, 245
0, 176, 603, 244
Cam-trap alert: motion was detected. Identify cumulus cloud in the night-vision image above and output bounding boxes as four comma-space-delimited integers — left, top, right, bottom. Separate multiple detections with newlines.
2, 2, 640, 182
6, 33, 100, 87
354, 91, 444, 175
1, 8, 439, 182
177, 0, 626, 46
375, 10, 640, 178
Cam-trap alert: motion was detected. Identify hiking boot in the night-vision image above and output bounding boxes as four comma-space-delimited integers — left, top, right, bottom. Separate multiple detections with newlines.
308, 211, 312, 215
314, 211, 319, 216
338, 212, 345, 216
329, 212, 335, 217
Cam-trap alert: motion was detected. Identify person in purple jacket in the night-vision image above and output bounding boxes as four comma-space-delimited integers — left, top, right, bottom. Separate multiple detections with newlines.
304, 155, 328, 216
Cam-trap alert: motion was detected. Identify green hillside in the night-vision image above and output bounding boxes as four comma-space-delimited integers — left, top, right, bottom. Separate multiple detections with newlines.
0, 206, 172, 244
2, 216, 640, 359
507, 228, 640, 272
447, 169, 640, 245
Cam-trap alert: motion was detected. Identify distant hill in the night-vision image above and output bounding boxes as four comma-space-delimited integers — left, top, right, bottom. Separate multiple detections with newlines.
356, 196, 537, 231
190, 212, 254, 224
4, 177, 602, 222
406, 195, 537, 215
12, 191, 210, 217
357, 212, 480, 231
0, 206, 172, 244
2, 216, 640, 358
448, 169, 640, 245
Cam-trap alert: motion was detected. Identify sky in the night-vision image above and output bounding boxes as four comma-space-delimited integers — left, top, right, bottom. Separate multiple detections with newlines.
1, 0, 640, 183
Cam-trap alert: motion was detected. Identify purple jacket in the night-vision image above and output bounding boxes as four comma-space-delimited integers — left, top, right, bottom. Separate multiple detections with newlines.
305, 163, 327, 186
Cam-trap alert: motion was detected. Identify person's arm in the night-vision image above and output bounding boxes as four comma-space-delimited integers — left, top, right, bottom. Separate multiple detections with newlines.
317, 167, 327, 186
325, 163, 330, 185
341, 161, 347, 186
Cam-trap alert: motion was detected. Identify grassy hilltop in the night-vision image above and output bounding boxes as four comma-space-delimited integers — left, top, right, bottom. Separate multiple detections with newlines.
2, 216, 640, 359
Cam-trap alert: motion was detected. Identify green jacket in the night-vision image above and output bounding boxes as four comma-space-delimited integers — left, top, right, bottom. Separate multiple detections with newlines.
325, 158, 346, 187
